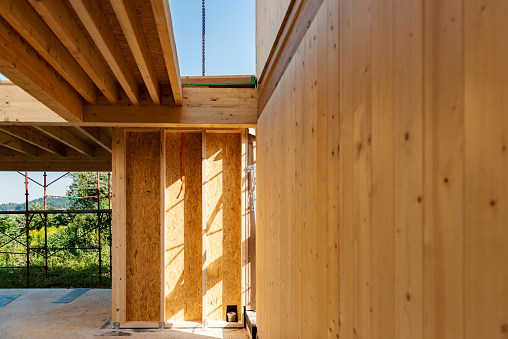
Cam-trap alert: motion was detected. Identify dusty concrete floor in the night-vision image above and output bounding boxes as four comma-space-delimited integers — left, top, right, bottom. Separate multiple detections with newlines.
0, 289, 248, 339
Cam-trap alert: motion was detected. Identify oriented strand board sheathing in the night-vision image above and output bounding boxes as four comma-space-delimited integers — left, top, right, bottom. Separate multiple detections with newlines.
125, 131, 161, 322
206, 133, 242, 321
165, 132, 202, 321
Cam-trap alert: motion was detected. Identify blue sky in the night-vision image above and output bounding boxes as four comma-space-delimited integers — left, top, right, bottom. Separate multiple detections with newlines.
0, 0, 255, 204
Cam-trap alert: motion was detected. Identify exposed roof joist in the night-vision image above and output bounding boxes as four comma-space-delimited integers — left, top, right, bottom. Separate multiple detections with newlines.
0, 125, 66, 156
0, 144, 19, 157
111, 0, 160, 105
0, 16, 83, 123
75, 126, 112, 153
0, 0, 97, 104
0, 130, 39, 156
67, 0, 140, 105
34, 126, 95, 158
151, 0, 182, 105
27, 0, 118, 105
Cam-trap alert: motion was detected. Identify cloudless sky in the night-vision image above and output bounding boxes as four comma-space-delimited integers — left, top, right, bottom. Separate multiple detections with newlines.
170, 0, 255, 76
0, 0, 255, 204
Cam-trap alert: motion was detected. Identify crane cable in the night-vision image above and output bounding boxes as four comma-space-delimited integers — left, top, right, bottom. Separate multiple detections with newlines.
202, 0, 205, 76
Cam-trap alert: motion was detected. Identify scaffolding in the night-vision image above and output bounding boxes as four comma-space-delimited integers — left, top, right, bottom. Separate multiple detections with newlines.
0, 171, 112, 287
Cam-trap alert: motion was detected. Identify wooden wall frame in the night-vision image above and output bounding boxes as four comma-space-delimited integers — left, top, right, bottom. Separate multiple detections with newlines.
112, 127, 248, 329
111, 127, 249, 328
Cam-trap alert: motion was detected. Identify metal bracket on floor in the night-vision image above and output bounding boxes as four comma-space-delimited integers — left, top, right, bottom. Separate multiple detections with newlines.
113, 322, 120, 330
159, 322, 165, 330
202, 320, 208, 330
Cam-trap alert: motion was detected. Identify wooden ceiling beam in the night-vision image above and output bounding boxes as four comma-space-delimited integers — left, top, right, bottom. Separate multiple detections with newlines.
0, 144, 19, 157
33, 126, 94, 158
0, 160, 111, 172
0, 83, 257, 128
28, 0, 118, 104
0, 130, 39, 156
68, 0, 140, 105
151, 0, 182, 105
75, 126, 112, 153
182, 75, 255, 87
0, 17, 83, 122
0, 0, 97, 104
0, 126, 66, 156
111, 0, 160, 105
0, 82, 66, 123
83, 87, 257, 127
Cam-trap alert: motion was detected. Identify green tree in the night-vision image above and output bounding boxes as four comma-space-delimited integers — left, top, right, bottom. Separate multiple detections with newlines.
66, 172, 110, 210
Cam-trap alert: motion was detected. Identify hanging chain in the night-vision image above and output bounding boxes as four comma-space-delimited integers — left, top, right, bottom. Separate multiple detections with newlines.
202, 0, 205, 76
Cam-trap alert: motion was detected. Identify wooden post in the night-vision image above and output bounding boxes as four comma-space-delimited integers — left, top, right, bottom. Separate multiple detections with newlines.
112, 127, 127, 327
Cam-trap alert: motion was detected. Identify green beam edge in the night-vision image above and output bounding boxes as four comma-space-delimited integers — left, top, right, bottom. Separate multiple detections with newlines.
182, 76, 256, 88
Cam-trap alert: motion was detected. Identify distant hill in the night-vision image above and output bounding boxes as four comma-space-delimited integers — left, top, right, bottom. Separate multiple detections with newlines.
0, 197, 70, 211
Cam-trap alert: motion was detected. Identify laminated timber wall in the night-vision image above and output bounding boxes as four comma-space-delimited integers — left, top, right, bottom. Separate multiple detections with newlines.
256, 0, 291, 78
256, 0, 508, 338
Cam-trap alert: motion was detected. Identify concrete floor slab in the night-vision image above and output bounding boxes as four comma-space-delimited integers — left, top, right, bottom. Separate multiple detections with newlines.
0, 289, 248, 339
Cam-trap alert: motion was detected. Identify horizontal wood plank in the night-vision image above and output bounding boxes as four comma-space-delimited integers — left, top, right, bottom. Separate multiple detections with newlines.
84, 88, 257, 127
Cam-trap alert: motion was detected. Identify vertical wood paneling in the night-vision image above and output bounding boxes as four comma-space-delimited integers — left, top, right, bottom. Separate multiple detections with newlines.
293, 44, 304, 339
255, 113, 265, 338
316, 3, 329, 339
352, 0, 372, 336
371, 0, 395, 337
256, 0, 292, 79
423, 0, 465, 338
302, 17, 319, 339
465, 1, 508, 338
256, 0, 508, 338
339, 0, 355, 337
281, 56, 294, 338
326, 0, 340, 337
273, 84, 282, 339
394, 0, 424, 337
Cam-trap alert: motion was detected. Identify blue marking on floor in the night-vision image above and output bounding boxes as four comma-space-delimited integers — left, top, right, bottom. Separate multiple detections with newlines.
0, 294, 21, 307
53, 288, 90, 303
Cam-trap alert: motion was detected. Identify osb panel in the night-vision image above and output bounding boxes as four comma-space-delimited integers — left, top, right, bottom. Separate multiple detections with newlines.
165, 133, 202, 321
125, 131, 161, 321
206, 133, 242, 321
